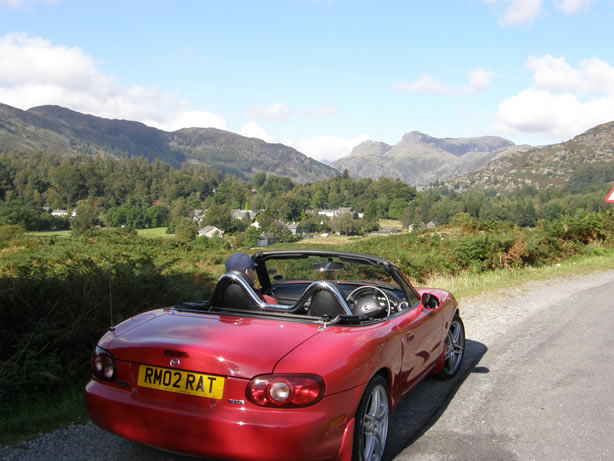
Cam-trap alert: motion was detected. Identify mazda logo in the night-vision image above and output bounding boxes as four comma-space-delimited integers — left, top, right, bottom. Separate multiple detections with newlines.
169, 358, 181, 368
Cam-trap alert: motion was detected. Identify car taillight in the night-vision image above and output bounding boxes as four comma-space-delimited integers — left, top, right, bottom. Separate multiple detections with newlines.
92, 346, 116, 381
246, 374, 324, 408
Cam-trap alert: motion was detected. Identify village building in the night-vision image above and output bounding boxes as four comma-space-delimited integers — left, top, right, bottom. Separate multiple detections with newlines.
198, 226, 224, 238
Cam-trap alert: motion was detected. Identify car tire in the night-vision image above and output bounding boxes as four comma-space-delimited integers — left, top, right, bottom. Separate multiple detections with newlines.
435, 313, 465, 380
352, 375, 389, 461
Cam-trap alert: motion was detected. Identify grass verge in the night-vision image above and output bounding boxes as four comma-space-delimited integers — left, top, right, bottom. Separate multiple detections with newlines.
423, 246, 614, 299
1, 384, 88, 446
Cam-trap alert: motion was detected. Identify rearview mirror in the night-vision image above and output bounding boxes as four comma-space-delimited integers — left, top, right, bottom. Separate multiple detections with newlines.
313, 260, 344, 272
421, 293, 439, 309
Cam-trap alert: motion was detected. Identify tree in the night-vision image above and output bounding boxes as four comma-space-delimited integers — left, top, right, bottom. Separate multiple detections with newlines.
203, 204, 232, 232
50, 163, 87, 206
253, 172, 267, 188
72, 201, 100, 236
399, 207, 413, 230
541, 202, 564, 221
331, 212, 355, 235
0, 224, 24, 245
388, 198, 408, 219
175, 218, 198, 241
310, 190, 327, 209
256, 208, 275, 233
0, 200, 41, 230
243, 226, 261, 248
145, 205, 170, 228
513, 200, 537, 227
270, 220, 293, 242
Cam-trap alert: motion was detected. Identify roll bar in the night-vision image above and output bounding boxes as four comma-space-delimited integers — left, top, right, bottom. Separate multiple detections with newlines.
212, 272, 353, 316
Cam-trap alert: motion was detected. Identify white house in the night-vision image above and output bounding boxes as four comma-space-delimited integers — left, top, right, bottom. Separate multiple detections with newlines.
193, 209, 206, 225
317, 207, 355, 218
231, 209, 255, 221
198, 226, 224, 238
287, 222, 302, 236
51, 209, 69, 217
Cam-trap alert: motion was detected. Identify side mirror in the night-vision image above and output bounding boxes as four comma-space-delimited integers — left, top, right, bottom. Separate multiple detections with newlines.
421, 293, 439, 309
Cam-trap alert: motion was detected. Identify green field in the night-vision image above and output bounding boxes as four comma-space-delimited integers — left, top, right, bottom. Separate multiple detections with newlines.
27, 227, 174, 239
25, 230, 71, 238
136, 227, 173, 238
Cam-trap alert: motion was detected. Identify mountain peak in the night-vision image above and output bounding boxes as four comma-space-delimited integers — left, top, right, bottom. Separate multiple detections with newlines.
400, 131, 433, 143
332, 130, 516, 186
350, 140, 391, 157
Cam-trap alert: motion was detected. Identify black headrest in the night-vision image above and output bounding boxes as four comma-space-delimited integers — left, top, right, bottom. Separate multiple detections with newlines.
307, 282, 346, 318
210, 271, 261, 310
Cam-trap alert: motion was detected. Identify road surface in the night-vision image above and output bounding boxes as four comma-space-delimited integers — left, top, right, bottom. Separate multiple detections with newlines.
392, 270, 614, 461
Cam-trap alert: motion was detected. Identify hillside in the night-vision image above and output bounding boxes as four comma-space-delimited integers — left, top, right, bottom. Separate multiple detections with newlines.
332, 131, 515, 186
0, 103, 339, 183
448, 121, 614, 191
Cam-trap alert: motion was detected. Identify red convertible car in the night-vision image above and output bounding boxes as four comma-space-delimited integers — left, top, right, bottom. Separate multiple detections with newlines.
85, 250, 464, 461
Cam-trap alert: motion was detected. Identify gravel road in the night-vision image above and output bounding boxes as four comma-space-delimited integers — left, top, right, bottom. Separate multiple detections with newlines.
3, 269, 613, 461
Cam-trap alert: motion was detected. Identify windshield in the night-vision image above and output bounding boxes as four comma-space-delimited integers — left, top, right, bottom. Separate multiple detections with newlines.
264, 254, 398, 289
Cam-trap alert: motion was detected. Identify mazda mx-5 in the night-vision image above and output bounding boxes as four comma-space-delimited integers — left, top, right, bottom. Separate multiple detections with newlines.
84, 250, 465, 461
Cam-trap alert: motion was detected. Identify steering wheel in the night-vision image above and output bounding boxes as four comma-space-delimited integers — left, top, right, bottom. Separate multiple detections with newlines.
347, 285, 391, 317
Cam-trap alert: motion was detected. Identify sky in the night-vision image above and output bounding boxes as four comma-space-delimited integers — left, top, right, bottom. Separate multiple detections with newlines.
1, 0, 613, 163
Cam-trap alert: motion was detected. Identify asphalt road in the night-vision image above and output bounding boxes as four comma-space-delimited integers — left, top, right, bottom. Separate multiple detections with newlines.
392, 276, 614, 461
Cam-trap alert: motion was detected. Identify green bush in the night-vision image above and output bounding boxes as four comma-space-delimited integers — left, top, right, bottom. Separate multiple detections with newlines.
0, 224, 24, 245
175, 218, 198, 241
0, 232, 220, 413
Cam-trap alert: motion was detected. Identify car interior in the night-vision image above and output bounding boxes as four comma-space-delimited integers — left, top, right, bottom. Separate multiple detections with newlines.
199, 253, 418, 322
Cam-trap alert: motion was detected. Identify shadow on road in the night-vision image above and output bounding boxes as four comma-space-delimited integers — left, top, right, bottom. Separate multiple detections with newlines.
383, 338, 488, 461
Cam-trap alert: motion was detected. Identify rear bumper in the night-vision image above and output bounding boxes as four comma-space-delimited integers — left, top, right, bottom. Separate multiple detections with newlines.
84, 379, 364, 461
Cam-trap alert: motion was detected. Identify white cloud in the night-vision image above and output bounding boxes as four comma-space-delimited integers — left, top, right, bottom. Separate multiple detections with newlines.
394, 70, 493, 96
0, 0, 57, 9
0, 33, 226, 131
494, 55, 614, 140
465, 68, 495, 94
554, 0, 592, 14
487, 0, 592, 26
305, 105, 338, 119
500, 0, 542, 26
247, 103, 293, 122
393, 74, 456, 96
288, 134, 370, 163
526, 55, 582, 91
0, 0, 22, 8
527, 55, 614, 94
154, 111, 227, 132
236, 123, 364, 163
239, 121, 273, 141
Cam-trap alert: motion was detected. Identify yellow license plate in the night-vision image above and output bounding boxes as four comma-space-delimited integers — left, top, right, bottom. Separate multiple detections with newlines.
137, 365, 225, 399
